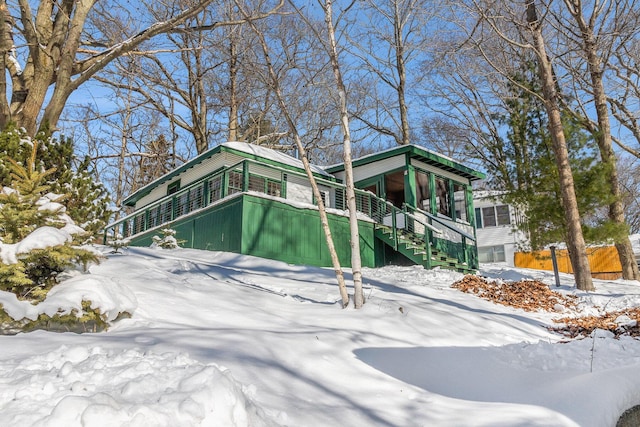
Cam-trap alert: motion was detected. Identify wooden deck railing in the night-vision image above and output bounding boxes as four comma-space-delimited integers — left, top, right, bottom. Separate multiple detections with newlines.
103, 158, 478, 269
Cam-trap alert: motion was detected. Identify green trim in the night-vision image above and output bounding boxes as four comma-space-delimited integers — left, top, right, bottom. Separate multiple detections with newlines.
124, 143, 334, 207
167, 180, 180, 195
242, 161, 250, 192
405, 164, 416, 207
221, 145, 334, 182
325, 144, 485, 182
355, 175, 383, 196
429, 173, 437, 214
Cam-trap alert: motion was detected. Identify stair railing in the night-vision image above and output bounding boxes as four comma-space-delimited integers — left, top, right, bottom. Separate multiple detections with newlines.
402, 203, 477, 268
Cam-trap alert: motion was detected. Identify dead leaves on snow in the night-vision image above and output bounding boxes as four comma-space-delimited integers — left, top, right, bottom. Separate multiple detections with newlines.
451, 275, 640, 339
451, 275, 577, 312
553, 308, 640, 339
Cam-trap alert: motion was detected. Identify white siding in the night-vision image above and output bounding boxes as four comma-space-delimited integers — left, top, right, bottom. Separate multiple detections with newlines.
433, 216, 474, 243
474, 197, 529, 266
411, 159, 471, 185
135, 152, 246, 209
136, 184, 172, 210
476, 226, 520, 247
286, 174, 313, 204
333, 154, 406, 183
248, 162, 283, 180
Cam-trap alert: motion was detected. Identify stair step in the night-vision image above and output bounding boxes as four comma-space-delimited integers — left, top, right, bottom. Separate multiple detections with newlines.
376, 224, 476, 274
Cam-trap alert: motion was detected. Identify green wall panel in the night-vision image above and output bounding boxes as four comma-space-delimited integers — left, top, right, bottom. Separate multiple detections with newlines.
191, 198, 243, 253
241, 195, 376, 268
127, 232, 155, 248
126, 194, 377, 269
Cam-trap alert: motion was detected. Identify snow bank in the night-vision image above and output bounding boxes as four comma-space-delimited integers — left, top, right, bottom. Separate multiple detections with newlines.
0, 346, 276, 427
0, 274, 137, 321
0, 225, 86, 264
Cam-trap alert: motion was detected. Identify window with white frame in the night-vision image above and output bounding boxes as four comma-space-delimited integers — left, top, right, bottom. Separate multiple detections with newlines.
478, 245, 506, 263
454, 183, 467, 222
475, 204, 511, 228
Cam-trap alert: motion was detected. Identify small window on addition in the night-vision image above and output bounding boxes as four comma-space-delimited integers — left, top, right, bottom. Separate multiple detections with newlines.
167, 181, 180, 196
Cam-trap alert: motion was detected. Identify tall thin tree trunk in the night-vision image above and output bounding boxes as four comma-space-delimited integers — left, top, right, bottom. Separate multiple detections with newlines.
565, 1, 640, 281
323, 0, 364, 308
526, 0, 594, 291
228, 36, 239, 142
239, 3, 350, 307
394, 1, 410, 145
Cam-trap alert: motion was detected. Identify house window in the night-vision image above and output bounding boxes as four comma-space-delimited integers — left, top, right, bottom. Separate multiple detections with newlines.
496, 205, 511, 225
248, 175, 266, 192
189, 186, 203, 211
435, 177, 451, 217
227, 171, 243, 195
475, 207, 482, 228
147, 206, 159, 228
335, 188, 346, 210
135, 214, 145, 234
385, 170, 405, 208
209, 176, 223, 203
415, 170, 430, 211
478, 245, 506, 263
167, 181, 180, 195
177, 192, 189, 217
266, 180, 281, 197
160, 200, 173, 223
454, 183, 467, 222
476, 205, 511, 228
482, 206, 497, 227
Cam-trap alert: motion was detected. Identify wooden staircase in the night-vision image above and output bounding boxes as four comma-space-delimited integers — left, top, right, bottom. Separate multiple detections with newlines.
374, 225, 475, 274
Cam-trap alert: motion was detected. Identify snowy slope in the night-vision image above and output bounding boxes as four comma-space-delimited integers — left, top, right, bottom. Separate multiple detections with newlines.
1, 246, 640, 426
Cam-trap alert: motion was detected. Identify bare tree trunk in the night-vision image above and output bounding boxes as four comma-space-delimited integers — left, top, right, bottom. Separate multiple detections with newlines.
526, 0, 594, 291
228, 36, 240, 142
393, 0, 410, 145
1, 0, 283, 136
238, 1, 350, 307
190, 44, 210, 154
322, 0, 365, 308
563, 0, 640, 281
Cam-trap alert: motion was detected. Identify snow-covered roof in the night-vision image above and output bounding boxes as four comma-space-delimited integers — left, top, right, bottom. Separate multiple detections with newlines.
221, 142, 331, 177
123, 141, 333, 206
324, 143, 485, 181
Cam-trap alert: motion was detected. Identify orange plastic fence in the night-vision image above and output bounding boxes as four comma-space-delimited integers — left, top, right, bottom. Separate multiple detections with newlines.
514, 246, 622, 280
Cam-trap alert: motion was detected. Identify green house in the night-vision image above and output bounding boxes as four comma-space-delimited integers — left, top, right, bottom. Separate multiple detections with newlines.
104, 142, 485, 272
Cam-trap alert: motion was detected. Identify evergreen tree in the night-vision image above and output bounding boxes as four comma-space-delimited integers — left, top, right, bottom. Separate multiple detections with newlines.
0, 141, 100, 301
0, 126, 112, 239
489, 63, 623, 250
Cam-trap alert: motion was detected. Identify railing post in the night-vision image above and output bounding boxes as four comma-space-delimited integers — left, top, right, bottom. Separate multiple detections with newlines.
242, 161, 250, 192
462, 236, 468, 266
391, 205, 398, 250
203, 180, 209, 207
171, 195, 177, 221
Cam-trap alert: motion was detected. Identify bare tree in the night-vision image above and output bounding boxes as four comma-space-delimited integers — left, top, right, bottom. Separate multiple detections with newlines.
433, 0, 594, 289
609, 39, 640, 157
236, 0, 351, 307
524, 0, 593, 290
66, 85, 175, 220
553, 0, 640, 280
319, 0, 365, 308
0, 0, 242, 136
347, 0, 436, 146
88, 0, 286, 154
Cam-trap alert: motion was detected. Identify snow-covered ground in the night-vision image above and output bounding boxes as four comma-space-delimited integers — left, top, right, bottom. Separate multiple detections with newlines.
2, 246, 640, 426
